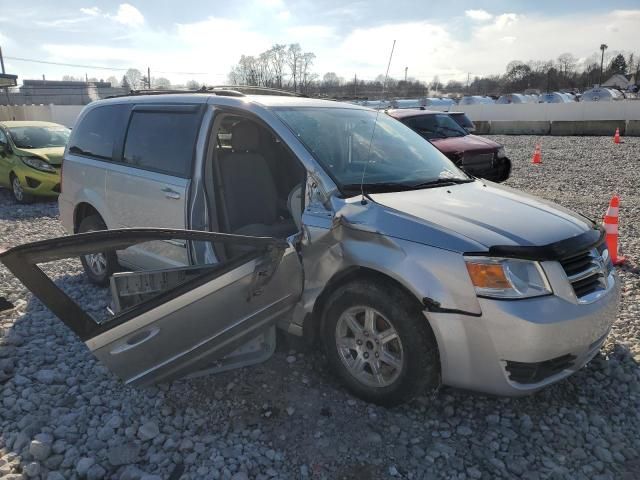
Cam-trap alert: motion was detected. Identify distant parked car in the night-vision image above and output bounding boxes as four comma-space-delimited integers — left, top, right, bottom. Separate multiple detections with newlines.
387, 109, 511, 182
581, 88, 624, 102
0, 121, 69, 203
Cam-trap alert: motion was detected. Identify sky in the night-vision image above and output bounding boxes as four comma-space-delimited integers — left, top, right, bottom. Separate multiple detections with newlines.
0, 0, 639, 86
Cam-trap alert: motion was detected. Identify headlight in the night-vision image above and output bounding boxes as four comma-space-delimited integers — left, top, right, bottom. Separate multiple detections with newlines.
465, 257, 551, 299
496, 146, 506, 159
21, 156, 57, 173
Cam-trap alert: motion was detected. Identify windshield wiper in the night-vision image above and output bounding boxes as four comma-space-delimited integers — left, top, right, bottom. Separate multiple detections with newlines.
409, 178, 474, 189
342, 182, 417, 194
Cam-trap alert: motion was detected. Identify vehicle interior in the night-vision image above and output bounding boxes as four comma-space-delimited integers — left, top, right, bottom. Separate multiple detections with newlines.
206, 113, 306, 255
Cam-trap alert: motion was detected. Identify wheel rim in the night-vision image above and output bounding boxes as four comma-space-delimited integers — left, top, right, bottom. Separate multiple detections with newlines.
335, 306, 404, 388
12, 177, 24, 201
84, 252, 107, 276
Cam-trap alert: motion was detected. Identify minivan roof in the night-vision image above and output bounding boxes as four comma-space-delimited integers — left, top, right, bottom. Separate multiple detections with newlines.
92, 93, 367, 111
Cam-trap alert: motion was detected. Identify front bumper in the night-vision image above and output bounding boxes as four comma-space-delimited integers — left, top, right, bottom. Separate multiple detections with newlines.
427, 271, 619, 396
15, 164, 61, 197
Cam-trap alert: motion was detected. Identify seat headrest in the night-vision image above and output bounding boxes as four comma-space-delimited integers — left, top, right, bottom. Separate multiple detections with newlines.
231, 121, 260, 152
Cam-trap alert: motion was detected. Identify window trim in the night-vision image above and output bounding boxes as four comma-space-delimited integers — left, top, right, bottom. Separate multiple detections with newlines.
117, 104, 204, 179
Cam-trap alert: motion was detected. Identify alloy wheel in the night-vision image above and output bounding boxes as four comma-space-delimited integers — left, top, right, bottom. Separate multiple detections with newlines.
12, 176, 24, 202
335, 306, 404, 388
84, 252, 108, 276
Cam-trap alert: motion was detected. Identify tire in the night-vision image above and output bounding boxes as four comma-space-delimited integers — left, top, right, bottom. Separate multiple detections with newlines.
321, 280, 439, 406
11, 174, 33, 204
78, 215, 119, 286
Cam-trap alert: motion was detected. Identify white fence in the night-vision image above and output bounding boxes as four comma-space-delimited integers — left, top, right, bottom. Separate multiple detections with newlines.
0, 104, 84, 128
1, 100, 640, 129
439, 100, 640, 122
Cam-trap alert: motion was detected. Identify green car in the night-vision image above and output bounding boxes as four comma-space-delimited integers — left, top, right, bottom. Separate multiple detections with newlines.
0, 121, 70, 203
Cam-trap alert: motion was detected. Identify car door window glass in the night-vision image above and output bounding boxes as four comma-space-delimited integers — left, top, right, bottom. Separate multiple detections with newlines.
68, 105, 127, 160
123, 111, 199, 178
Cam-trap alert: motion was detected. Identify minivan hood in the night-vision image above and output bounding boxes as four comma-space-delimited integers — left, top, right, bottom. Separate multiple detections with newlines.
369, 180, 593, 250
430, 134, 499, 154
15, 146, 64, 166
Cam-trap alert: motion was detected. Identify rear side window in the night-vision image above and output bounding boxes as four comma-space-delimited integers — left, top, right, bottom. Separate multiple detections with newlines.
122, 111, 200, 178
69, 105, 127, 160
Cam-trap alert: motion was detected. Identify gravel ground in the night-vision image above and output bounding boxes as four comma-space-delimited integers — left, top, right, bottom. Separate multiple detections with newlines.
0, 135, 638, 480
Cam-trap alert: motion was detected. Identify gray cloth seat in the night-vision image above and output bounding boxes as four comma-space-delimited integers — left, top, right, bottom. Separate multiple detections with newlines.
218, 121, 296, 245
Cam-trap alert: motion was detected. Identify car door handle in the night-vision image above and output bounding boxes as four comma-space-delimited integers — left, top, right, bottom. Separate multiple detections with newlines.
110, 327, 160, 355
161, 187, 181, 200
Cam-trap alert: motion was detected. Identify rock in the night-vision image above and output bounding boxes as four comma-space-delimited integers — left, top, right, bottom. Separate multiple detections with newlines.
467, 467, 482, 479
76, 457, 95, 476
46, 473, 66, 480
286, 355, 296, 364
86, 463, 107, 480
107, 443, 140, 466
231, 473, 250, 480
593, 446, 613, 463
29, 439, 52, 461
456, 425, 473, 436
365, 431, 382, 443
137, 421, 160, 441
23, 461, 40, 477
35, 369, 56, 384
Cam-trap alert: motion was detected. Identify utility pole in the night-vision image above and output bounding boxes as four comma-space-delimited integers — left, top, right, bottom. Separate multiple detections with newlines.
85, 73, 88, 83
404, 67, 408, 82
0, 46, 10, 105
147, 67, 151, 89
353, 73, 357, 97
466, 72, 470, 94
599, 44, 608, 86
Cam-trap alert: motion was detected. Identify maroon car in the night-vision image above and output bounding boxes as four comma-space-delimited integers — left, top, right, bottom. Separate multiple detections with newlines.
387, 109, 511, 182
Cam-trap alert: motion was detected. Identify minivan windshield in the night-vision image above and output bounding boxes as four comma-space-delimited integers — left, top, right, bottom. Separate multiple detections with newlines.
275, 107, 469, 195
8, 126, 71, 149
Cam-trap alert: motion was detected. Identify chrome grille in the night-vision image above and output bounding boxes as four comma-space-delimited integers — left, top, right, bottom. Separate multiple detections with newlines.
559, 248, 608, 303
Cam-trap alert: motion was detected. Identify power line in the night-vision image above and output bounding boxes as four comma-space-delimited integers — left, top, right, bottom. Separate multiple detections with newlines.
4, 55, 211, 76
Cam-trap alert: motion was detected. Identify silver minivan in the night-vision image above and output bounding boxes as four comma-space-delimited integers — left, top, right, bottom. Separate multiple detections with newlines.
1, 91, 620, 405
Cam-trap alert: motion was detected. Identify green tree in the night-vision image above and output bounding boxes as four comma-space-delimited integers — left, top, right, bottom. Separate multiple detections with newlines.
609, 54, 628, 75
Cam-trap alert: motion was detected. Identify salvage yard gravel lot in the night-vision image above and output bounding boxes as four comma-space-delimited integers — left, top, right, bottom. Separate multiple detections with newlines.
0, 135, 638, 480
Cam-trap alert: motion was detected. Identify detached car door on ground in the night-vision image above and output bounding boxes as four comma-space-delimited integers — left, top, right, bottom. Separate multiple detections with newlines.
0, 229, 303, 385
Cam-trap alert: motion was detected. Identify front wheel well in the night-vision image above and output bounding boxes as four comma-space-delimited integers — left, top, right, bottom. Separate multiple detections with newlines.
73, 203, 101, 233
305, 266, 427, 346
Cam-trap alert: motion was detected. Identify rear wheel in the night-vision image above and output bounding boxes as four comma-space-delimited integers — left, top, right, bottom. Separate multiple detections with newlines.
78, 215, 119, 286
321, 280, 439, 406
11, 174, 33, 204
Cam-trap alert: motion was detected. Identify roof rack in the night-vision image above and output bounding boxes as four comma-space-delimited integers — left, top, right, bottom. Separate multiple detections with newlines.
211, 85, 305, 97
106, 87, 245, 99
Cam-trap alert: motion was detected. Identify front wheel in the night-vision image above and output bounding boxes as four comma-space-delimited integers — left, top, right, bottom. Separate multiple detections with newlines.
322, 280, 439, 406
78, 215, 119, 286
11, 174, 33, 204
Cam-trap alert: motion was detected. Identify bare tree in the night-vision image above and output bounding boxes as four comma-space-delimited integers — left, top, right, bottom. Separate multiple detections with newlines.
299, 52, 316, 93
125, 68, 142, 89
557, 53, 577, 78
154, 77, 171, 89
287, 43, 302, 92
186, 80, 201, 90
269, 44, 288, 88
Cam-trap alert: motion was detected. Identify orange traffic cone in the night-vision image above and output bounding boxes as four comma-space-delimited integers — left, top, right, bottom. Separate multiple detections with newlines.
613, 128, 621, 144
603, 195, 624, 265
532, 144, 542, 164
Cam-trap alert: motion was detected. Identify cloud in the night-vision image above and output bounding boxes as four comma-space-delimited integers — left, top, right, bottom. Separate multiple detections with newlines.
465, 9, 493, 21
80, 7, 101, 16
111, 3, 144, 27
277, 10, 291, 21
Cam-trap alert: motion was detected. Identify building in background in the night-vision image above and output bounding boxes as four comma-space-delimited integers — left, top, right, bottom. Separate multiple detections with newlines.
1, 80, 125, 106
